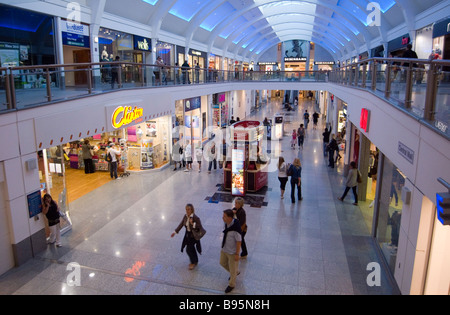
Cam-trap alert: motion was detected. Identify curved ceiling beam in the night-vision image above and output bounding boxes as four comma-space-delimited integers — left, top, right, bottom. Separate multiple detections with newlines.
223, 14, 353, 55
224, 11, 361, 52
148, 0, 179, 40
246, 31, 342, 60
205, 0, 373, 56
232, 25, 345, 59
226, 20, 355, 57
251, 36, 343, 62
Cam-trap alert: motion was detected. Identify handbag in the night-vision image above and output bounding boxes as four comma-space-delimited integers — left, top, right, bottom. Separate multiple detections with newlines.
357, 170, 362, 183
192, 226, 207, 241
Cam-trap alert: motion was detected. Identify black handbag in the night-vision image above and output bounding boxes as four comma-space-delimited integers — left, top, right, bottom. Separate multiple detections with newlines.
192, 226, 207, 241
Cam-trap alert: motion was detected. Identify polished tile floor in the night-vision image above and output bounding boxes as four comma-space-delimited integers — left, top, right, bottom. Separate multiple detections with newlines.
0, 98, 399, 295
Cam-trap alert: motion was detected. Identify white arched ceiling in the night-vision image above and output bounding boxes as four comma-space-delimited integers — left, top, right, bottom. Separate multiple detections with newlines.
114, 0, 447, 62
198, 0, 375, 60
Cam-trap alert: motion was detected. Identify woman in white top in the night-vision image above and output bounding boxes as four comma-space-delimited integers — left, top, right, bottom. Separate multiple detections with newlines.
277, 157, 289, 199
184, 140, 193, 171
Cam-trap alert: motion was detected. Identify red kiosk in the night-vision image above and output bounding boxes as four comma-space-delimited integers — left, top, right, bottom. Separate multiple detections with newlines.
223, 120, 269, 196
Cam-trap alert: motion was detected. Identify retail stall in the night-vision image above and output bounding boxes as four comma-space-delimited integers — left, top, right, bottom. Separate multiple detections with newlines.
223, 120, 269, 195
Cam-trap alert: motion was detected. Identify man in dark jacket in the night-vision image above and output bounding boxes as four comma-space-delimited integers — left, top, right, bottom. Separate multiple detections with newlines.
322, 125, 331, 157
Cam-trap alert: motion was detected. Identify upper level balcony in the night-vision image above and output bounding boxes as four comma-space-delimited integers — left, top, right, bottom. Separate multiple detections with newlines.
0, 58, 449, 139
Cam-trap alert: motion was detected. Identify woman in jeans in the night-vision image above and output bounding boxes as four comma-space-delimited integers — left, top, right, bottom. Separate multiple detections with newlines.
288, 158, 303, 203
277, 157, 288, 199
171, 204, 204, 270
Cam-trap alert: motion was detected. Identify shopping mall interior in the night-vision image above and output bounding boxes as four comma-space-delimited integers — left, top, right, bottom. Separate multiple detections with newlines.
0, 0, 449, 296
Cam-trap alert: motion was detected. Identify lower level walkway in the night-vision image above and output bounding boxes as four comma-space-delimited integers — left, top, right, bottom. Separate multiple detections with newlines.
0, 98, 399, 295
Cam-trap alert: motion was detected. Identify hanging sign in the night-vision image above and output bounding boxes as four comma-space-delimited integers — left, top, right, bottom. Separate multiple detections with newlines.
360, 108, 370, 132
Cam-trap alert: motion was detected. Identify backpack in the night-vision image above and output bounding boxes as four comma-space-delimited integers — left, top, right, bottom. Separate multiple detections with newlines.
105, 152, 112, 162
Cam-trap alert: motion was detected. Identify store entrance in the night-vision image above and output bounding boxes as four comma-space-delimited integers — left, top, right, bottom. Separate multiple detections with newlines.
73, 49, 91, 86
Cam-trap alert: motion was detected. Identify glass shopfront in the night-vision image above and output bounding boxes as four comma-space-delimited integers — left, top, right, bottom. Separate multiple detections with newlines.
0, 5, 56, 67
375, 155, 405, 274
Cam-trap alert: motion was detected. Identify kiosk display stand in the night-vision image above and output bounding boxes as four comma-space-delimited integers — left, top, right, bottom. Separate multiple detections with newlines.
224, 120, 269, 196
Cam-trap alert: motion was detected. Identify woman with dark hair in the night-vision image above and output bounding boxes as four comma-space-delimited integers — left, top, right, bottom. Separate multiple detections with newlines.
171, 204, 205, 270
42, 194, 61, 247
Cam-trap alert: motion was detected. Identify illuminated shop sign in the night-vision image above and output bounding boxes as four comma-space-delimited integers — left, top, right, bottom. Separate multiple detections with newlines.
232, 148, 246, 197
360, 108, 370, 132
111, 106, 144, 129
284, 57, 307, 62
134, 36, 151, 51
314, 61, 335, 65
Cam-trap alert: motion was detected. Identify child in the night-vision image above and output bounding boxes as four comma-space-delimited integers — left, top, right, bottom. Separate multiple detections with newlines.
291, 129, 297, 149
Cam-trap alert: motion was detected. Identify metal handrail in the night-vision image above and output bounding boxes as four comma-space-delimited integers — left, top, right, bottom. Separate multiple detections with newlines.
0, 57, 448, 138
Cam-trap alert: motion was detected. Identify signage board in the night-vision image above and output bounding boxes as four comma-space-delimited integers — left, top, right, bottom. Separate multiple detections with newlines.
398, 141, 415, 165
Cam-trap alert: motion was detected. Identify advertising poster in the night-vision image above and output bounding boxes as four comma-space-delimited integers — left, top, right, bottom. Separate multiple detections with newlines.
232, 147, 246, 196
141, 139, 153, 169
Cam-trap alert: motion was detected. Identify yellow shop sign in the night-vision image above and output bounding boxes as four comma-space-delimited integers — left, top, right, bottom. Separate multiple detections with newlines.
111, 106, 144, 129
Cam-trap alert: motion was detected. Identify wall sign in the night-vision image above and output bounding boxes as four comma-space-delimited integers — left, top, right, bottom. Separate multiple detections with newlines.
60, 20, 90, 48
360, 108, 370, 132
133, 36, 151, 51
27, 190, 42, 218
111, 106, 144, 129
398, 141, 415, 165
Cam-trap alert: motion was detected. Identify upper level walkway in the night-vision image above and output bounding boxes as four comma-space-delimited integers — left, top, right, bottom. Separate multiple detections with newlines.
1, 57, 449, 139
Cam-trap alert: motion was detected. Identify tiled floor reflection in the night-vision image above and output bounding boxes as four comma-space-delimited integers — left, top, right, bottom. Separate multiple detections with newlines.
0, 98, 399, 295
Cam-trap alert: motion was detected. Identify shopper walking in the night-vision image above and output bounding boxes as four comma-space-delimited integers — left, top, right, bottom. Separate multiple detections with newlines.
232, 197, 248, 259
313, 111, 319, 129
220, 209, 242, 293
110, 56, 120, 89
303, 110, 310, 129
107, 143, 121, 179
291, 129, 297, 149
288, 158, 302, 203
171, 204, 205, 270
327, 134, 338, 168
184, 140, 193, 172
277, 156, 289, 199
173, 141, 181, 171
207, 142, 217, 173
322, 125, 331, 157
42, 193, 61, 247
297, 124, 305, 149
338, 161, 359, 205
195, 144, 203, 172
81, 139, 95, 174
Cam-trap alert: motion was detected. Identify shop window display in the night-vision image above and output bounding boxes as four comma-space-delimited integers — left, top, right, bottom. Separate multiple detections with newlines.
376, 156, 405, 274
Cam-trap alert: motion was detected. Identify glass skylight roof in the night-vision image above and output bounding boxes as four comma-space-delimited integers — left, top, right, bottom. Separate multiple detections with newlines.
200, 2, 236, 32
220, 16, 248, 39
169, 0, 209, 22
141, 0, 158, 5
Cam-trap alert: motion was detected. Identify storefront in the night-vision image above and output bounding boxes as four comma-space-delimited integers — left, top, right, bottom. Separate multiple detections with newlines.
212, 92, 229, 128
37, 105, 171, 213
258, 62, 278, 72
387, 34, 411, 57
314, 61, 335, 71
0, 5, 56, 90
432, 18, 450, 60
98, 28, 151, 85
175, 96, 209, 150
60, 19, 91, 87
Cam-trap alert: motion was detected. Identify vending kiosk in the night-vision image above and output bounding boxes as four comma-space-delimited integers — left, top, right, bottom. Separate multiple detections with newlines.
224, 120, 269, 196
273, 114, 284, 140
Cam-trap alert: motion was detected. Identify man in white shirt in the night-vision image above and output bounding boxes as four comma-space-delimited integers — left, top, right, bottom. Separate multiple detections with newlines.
108, 143, 121, 179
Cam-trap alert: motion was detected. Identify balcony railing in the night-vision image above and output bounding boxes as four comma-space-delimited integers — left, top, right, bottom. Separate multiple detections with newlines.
329, 57, 450, 138
0, 58, 448, 138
